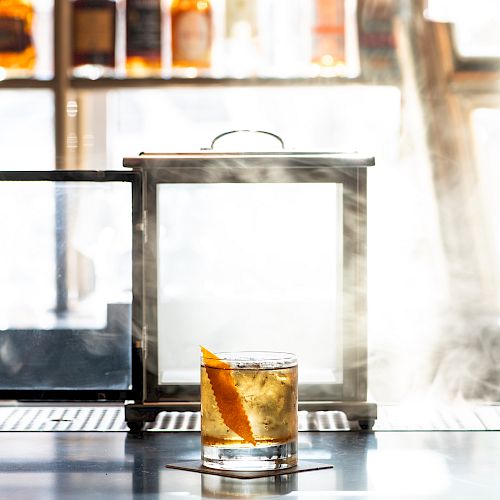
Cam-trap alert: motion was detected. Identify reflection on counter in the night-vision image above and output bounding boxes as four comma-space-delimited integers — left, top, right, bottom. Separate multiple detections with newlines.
201, 474, 297, 499
5, 430, 499, 499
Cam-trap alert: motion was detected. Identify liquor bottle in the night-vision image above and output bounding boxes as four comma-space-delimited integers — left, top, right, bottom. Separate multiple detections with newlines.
72, 0, 117, 78
224, 0, 258, 77
258, 0, 311, 78
357, 0, 398, 81
311, 0, 346, 76
126, 0, 163, 76
0, 0, 35, 77
170, 0, 212, 76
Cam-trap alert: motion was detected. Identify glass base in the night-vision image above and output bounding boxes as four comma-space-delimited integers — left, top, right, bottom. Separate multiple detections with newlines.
202, 441, 297, 471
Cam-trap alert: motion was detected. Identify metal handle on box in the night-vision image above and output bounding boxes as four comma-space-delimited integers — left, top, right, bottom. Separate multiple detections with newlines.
207, 130, 285, 150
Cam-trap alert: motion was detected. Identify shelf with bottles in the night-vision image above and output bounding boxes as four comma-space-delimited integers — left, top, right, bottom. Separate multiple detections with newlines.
72, 0, 361, 81
0, 0, 371, 84
69, 74, 375, 90
0, 78, 53, 88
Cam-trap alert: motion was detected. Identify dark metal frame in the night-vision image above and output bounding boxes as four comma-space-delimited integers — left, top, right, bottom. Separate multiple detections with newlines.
0, 170, 143, 402
124, 153, 376, 428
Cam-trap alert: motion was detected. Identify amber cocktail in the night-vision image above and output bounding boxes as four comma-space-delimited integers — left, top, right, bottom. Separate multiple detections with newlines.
201, 348, 298, 471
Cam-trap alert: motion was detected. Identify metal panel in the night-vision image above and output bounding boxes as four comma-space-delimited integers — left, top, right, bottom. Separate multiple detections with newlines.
3, 404, 500, 431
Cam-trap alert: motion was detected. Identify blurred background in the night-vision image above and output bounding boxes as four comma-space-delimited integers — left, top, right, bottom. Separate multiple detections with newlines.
1, 0, 500, 406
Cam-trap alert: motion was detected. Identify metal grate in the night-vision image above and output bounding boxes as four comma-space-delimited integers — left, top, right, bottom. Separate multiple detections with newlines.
374, 404, 500, 431
145, 411, 201, 431
0, 406, 127, 432
144, 410, 350, 431
1, 405, 500, 432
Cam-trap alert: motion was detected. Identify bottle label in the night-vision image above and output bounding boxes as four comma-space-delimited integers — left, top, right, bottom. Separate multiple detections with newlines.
316, 0, 342, 22
172, 10, 211, 64
126, 0, 162, 57
312, 0, 345, 65
74, 8, 115, 54
0, 17, 30, 53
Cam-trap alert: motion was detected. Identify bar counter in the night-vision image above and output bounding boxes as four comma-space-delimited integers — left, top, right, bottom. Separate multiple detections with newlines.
1, 430, 499, 499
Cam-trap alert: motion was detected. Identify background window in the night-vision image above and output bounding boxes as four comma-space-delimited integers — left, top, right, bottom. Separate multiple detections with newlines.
0, 91, 54, 170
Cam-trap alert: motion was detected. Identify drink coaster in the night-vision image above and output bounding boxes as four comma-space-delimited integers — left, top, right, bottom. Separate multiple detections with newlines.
165, 460, 333, 479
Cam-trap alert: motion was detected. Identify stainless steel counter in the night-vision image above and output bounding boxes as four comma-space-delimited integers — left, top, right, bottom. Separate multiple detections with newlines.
0, 430, 499, 499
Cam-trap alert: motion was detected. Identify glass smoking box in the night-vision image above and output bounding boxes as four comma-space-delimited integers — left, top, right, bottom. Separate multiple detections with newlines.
0, 146, 376, 430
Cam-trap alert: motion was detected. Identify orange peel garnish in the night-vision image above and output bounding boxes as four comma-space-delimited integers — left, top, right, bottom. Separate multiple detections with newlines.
201, 346, 256, 445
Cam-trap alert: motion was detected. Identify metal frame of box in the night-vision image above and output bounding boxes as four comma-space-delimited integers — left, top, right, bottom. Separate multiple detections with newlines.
123, 152, 376, 429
